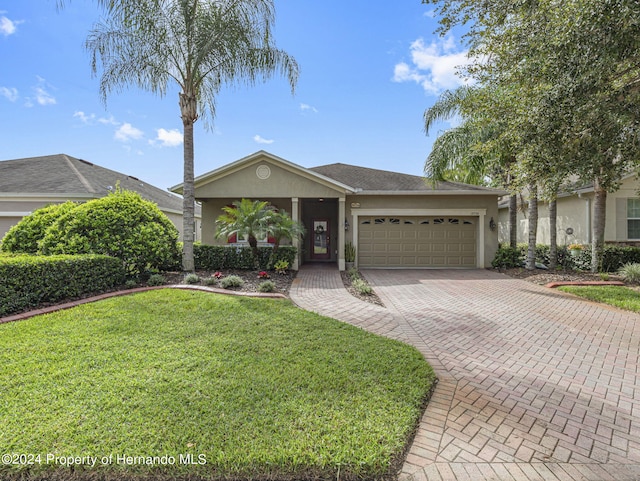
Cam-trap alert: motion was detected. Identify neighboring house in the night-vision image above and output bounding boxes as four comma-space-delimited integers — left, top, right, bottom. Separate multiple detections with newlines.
497, 174, 640, 246
170, 150, 504, 270
0, 154, 201, 242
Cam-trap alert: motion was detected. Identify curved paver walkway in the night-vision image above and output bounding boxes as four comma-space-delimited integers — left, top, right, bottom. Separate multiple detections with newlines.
290, 266, 640, 481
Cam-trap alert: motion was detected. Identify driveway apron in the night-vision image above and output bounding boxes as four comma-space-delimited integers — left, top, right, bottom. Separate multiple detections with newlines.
290, 266, 640, 481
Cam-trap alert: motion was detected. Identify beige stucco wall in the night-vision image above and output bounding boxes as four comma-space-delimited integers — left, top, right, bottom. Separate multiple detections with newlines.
498, 176, 640, 245
195, 159, 345, 200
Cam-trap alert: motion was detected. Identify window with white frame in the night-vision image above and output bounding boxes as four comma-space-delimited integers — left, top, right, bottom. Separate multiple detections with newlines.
628, 199, 640, 239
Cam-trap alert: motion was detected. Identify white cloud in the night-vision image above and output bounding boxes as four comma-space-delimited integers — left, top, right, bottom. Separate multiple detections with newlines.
0, 15, 20, 36
153, 128, 183, 147
0, 86, 18, 102
253, 135, 274, 145
73, 111, 95, 124
114, 123, 144, 142
98, 115, 118, 125
28, 77, 56, 106
393, 35, 472, 94
300, 103, 318, 113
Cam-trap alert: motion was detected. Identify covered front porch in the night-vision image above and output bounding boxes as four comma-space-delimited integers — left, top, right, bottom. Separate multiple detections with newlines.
199, 196, 346, 270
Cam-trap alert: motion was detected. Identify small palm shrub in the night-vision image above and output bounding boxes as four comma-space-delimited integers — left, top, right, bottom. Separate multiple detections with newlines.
619, 263, 640, 283
258, 280, 276, 293
347, 267, 360, 280
220, 275, 244, 289
274, 259, 289, 274
183, 273, 200, 284
351, 278, 372, 295
147, 274, 165, 286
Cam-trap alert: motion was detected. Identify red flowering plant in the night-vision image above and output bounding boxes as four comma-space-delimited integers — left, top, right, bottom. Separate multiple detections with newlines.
213, 271, 223, 279
258, 271, 270, 279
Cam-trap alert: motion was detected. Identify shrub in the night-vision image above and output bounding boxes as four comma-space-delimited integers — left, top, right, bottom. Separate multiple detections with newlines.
351, 278, 372, 295
0, 254, 125, 317
202, 276, 218, 286
619, 263, 640, 283
492, 246, 523, 268
220, 275, 244, 289
274, 259, 289, 274
125, 279, 138, 289
258, 280, 276, 292
147, 274, 166, 286
347, 267, 360, 280
183, 273, 200, 284
194, 244, 296, 271
0, 201, 78, 254
40, 190, 180, 276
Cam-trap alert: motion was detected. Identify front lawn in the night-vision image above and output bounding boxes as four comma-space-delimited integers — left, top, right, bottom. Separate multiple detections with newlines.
558, 285, 640, 312
0, 289, 435, 481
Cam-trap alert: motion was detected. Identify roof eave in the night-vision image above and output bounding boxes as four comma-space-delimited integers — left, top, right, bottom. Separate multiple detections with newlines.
354, 189, 507, 196
170, 150, 356, 195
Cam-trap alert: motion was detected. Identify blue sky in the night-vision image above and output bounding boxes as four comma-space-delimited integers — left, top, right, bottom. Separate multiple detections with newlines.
0, 1, 470, 191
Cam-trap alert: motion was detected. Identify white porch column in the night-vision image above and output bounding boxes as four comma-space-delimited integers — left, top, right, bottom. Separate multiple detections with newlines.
291, 197, 300, 270
338, 198, 346, 271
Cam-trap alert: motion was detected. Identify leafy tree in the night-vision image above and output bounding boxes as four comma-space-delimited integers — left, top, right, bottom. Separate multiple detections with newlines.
423, 0, 640, 271
85, 0, 299, 272
40, 190, 180, 276
0, 202, 78, 254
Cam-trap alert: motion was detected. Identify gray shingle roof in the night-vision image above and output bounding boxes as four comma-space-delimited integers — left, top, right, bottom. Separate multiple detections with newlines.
0, 154, 190, 213
309, 163, 501, 193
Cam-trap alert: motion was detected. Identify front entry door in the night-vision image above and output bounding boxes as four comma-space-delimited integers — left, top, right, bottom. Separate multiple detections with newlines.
311, 219, 330, 260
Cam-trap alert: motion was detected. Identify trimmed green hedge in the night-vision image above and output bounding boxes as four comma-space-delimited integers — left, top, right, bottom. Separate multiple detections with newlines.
492, 243, 640, 272
0, 255, 126, 317
194, 244, 297, 270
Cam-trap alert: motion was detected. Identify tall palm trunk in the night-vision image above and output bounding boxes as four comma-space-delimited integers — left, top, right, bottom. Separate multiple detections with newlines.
509, 194, 517, 248
180, 90, 198, 272
526, 183, 538, 270
592, 177, 607, 273
548, 197, 557, 269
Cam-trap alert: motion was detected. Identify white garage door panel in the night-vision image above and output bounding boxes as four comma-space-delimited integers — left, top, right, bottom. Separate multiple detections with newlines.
358, 216, 477, 268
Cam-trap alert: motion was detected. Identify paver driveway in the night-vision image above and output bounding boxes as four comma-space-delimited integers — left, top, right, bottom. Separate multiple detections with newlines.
290, 267, 640, 481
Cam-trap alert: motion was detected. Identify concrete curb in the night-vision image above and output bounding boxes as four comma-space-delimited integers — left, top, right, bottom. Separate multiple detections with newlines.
545, 280, 625, 288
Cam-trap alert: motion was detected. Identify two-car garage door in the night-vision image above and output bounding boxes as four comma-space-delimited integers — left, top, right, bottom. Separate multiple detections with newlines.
358, 216, 477, 268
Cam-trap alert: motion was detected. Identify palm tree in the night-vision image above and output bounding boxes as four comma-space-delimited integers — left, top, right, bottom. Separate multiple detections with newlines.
423, 86, 520, 248
215, 199, 275, 263
268, 209, 305, 253
85, 0, 299, 272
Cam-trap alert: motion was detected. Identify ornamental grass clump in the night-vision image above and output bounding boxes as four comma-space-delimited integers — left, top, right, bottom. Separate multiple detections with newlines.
183, 273, 200, 284
619, 263, 640, 283
220, 275, 244, 289
351, 278, 372, 295
147, 274, 166, 286
202, 276, 218, 286
258, 280, 276, 292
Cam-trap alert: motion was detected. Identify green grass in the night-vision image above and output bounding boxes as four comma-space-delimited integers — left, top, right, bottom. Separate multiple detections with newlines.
0, 289, 435, 481
558, 285, 640, 312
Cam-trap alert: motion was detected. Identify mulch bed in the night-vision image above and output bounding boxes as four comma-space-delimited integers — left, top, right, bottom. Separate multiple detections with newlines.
495, 267, 626, 286
161, 269, 296, 295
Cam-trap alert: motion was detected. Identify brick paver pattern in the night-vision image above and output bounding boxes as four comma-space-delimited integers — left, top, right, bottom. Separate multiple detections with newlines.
289, 266, 640, 481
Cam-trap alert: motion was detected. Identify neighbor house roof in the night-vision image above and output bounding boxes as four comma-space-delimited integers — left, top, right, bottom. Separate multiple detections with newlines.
0, 154, 194, 215
310, 163, 505, 195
